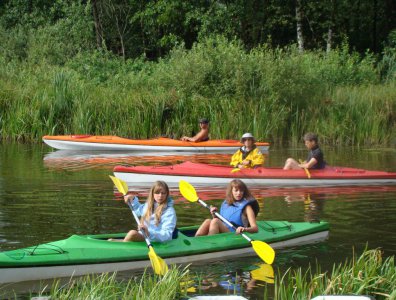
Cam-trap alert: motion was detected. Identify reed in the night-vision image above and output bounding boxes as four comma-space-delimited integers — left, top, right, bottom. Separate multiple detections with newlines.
272, 249, 396, 300
42, 267, 189, 300
0, 36, 395, 145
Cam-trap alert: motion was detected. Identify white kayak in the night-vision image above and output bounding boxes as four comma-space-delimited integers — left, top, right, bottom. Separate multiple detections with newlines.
42, 135, 270, 152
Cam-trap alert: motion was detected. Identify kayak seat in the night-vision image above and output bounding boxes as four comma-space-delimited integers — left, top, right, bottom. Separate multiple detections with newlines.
172, 228, 179, 239
177, 228, 198, 237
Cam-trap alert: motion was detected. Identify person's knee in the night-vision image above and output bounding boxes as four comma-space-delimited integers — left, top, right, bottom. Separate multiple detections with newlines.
125, 230, 139, 240
210, 218, 222, 227
213, 218, 222, 224
284, 158, 295, 169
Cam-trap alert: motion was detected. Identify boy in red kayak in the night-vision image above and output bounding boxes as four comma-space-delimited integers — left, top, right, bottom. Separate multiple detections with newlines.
181, 118, 210, 142
283, 132, 326, 170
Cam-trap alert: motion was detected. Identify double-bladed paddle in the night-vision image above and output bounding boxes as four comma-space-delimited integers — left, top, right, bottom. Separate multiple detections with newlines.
109, 175, 168, 275
178, 180, 275, 264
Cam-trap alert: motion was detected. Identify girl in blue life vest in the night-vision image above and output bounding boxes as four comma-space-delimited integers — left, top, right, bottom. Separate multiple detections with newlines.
121, 181, 176, 243
195, 179, 259, 236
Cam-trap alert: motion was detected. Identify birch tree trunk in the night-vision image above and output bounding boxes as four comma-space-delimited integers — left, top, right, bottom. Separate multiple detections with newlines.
295, 0, 304, 53
326, 28, 332, 53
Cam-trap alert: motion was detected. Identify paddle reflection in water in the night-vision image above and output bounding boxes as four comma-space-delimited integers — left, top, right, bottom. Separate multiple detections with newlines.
178, 261, 274, 297
283, 192, 326, 223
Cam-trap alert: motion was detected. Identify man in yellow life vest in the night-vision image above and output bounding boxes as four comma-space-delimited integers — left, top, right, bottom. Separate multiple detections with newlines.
230, 133, 265, 169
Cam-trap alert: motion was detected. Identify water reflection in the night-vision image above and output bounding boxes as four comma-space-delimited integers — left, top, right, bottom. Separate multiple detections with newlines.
165, 258, 276, 300
2, 144, 396, 299
43, 150, 232, 171
193, 263, 274, 294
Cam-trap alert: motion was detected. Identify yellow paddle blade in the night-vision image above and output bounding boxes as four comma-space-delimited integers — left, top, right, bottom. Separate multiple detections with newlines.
251, 240, 275, 264
230, 168, 240, 173
148, 246, 168, 275
109, 175, 129, 195
119, 178, 129, 194
179, 180, 199, 202
250, 263, 275, 283
180, 279, 196, 293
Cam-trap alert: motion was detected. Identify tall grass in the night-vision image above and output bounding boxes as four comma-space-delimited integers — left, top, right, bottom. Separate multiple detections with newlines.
0, 36, 395, 145
44, 267, 188, 300
273, 249, 396, 300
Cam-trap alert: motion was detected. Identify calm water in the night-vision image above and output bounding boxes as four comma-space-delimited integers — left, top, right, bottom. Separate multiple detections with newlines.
0, 143, 396, 299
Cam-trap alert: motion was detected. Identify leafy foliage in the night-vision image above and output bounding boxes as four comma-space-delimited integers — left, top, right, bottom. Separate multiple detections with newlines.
0, 0, 395, 60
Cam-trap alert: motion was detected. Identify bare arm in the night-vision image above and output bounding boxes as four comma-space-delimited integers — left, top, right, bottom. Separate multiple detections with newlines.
185, 128, 209, 142
299, 158, 317, 169
236, 205, 258, 234
244, 205, 258, 233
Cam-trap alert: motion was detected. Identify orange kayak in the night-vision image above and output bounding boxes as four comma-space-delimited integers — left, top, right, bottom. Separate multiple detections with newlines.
42, 135, 270, 152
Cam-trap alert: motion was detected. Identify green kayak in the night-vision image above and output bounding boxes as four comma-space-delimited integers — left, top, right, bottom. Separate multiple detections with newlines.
0, 220, 329, 284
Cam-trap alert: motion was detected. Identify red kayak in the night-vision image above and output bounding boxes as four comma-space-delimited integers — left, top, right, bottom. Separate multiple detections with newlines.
113, 161, 396, 187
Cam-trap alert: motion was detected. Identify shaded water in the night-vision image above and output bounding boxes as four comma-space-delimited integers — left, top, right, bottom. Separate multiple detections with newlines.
0, 143, 396, 299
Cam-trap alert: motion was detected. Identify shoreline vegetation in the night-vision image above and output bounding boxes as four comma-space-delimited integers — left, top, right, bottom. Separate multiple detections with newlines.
1, 2, 395, 146
0, 36, 395, 146
3, 249, 393, 300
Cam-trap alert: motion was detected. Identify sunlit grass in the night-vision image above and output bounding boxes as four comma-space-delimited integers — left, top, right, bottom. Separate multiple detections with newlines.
0, 37, 395, 145
272, 249, 396, 300
46, 267, 189, 300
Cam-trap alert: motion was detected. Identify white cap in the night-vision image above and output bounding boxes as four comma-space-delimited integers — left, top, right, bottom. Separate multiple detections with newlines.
240, 133, 255, 143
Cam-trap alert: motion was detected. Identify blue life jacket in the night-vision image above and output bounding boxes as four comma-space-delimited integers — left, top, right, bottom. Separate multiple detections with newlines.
220, 198, 259, 231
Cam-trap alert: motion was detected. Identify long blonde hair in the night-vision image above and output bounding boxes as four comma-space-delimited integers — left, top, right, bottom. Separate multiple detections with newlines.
142, 181, 170, 226
225, 179, 253, 205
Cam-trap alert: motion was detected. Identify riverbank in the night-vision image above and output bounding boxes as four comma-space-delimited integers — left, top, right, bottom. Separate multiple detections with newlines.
1, 37, 395, 145
2, 249, 393, 300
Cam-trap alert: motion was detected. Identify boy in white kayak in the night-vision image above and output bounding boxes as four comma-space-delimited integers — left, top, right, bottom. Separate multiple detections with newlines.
181, 118, 210, 142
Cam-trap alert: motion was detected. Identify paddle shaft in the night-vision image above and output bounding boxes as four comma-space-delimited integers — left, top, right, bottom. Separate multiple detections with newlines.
127, 200, 153, 248
299, 159, 311, 178
197, 199, 253, 242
